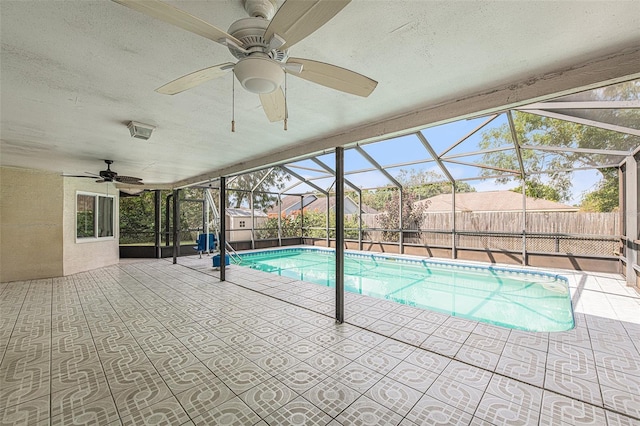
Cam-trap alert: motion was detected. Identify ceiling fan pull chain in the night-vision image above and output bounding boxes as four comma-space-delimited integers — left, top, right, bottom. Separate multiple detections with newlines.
284, 73, 288, 131
231, 75, 236, 132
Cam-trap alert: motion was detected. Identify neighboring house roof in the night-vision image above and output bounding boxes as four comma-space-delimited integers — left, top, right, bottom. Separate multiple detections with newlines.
225, 208, 267, 217
267, 195, 378, 216
414, 191, 579, 213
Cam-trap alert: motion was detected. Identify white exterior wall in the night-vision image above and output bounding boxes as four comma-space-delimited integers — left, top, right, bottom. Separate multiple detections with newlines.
62, 178, 119, 276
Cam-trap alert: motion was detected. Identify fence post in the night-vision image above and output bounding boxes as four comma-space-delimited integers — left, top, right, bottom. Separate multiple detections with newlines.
624, 155, 638, 286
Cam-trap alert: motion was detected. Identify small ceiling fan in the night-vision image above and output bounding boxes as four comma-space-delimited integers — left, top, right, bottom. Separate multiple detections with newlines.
112, 0, 378, 122
65, 160, 144, 185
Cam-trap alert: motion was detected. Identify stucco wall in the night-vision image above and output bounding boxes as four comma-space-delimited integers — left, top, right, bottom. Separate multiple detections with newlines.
1, 167, 64, 282
62, 178, 119, 276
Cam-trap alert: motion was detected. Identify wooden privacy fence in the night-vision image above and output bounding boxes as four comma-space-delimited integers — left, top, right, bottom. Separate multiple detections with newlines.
359, 212, 620, 256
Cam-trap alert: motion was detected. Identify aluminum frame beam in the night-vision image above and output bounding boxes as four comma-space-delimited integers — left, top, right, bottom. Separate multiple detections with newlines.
520, 109, 640, 137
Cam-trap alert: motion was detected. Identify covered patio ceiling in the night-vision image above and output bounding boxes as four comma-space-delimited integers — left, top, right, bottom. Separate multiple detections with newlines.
1, 1, 639, 188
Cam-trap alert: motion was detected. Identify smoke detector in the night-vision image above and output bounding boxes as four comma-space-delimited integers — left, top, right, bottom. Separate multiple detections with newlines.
127, 121, 155, 140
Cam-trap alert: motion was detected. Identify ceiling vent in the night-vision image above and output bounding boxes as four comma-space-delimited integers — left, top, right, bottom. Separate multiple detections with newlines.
127, 121, 155, 140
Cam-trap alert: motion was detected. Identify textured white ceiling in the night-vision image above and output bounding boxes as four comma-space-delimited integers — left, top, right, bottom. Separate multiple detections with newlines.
1, 0, 639, 185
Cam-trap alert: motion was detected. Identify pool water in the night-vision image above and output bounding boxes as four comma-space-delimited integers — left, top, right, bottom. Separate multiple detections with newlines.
236, 248, 574, 332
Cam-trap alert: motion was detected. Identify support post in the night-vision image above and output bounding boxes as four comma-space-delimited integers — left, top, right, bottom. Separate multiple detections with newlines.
205, 191, 210, 253
300, 195, 304, 241
399, 188, 404, 254
358, 189, 363, 251
326, 195, 330, 247
278, 193, 282, 247
165, 194, 172, 246
452, 185, 457, 259
154, 190, 161, 259
220, 177, 227, 282
336, 147, 345, 324
172, 189, 180, 264
522, 179, 527, 266
250, 191, 255, 249
625, 155, 638, 286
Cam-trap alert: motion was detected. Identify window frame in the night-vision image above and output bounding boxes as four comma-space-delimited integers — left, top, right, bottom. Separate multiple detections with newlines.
76, 191, 116, 242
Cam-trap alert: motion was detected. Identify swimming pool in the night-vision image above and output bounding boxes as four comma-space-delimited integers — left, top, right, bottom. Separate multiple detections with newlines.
236, 248, 574, 332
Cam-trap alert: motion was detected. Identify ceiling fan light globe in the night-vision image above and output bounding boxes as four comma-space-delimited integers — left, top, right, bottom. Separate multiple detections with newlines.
234, 56, 284, 94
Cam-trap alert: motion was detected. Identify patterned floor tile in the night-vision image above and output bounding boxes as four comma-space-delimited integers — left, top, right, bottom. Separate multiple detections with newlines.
495, 354, 545, 387
0, 394, 50, 426
303, 377, 360, 418
386, 360, 439, 393
51, 361, 106, 393
191, 396, 260, 426
507, 331, 549, 352
204, 351, 251, 376
264, 396, 333, 426
420, 335, 463, 357
120, 396, 190, 426
277, 362, 327, 394
594, 351, 640, 377
374, 339, 415, 361
240, 377, 296, 418
50, 396, 120, 426
547, 352, 598, 381
404, 348, 450, 373
406, 394, 473, 425
253, 351, 300, 374
441, 360, 492, 390
605, 410, 640, 426
51, 375, 112, 419
109, 367, 173, 418
0, 369, 50, 413
286, 339, 324, 361
427, 375, 484, 415
305, 351, 351, 376
216, 362, 272, 394
474, 393, 540, 426
391, 327, 430, 346
334, 362, 384, 393
365, 377, 422, 417
455, 345, 500, 371
540, 390, 606, 425
485, 375, 542, 412
335, 395, 403, 426
601, 385, 640, 419
178, 332, 228, 362
355, 349, 401, 375
544, 369, 603, 406
327, 339, 370, 361
162, 362, 219, 393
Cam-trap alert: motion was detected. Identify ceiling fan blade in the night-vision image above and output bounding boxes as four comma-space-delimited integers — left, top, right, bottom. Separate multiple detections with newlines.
156, 63, 235, 95
259, 88, 286, 122
264, 0, 350, 50
111, 0, 242, 46
286, 57, 377, 97
115, 176, 144, 185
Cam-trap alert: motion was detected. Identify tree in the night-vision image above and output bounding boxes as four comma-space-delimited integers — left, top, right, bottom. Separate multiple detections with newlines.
377, 191, 429, 242
580, 168, 619, 212
478, 81, 639, 208
361, 168, 475, 211
509, 180, 562, 202
227, 169, 290, 211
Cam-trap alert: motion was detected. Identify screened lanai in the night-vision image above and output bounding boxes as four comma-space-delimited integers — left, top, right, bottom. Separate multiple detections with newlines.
145, 80, 639, 291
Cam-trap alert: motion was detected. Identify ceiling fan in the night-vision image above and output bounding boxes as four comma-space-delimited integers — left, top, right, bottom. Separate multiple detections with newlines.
112, 0, 378, 122
65, 160, 144, 185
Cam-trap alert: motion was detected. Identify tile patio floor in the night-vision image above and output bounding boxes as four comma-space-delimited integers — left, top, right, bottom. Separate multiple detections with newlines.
1, 253, 639, 425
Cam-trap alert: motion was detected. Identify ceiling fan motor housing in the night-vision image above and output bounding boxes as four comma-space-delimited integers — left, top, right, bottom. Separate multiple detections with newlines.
234, 54, 284, 94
